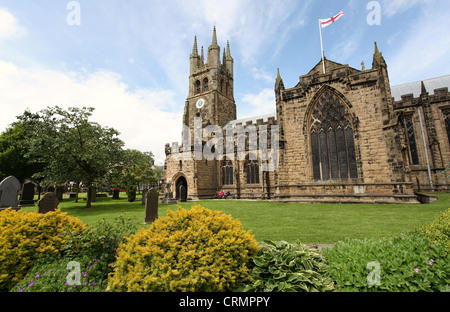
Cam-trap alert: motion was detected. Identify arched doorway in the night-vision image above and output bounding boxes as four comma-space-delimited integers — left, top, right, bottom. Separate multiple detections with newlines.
175, 176, 188, 202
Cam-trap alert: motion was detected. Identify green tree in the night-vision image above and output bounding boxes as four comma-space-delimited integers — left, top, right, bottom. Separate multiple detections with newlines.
18, 106, 124, 208
120, 149, 156, 202
0, 121, 46, 182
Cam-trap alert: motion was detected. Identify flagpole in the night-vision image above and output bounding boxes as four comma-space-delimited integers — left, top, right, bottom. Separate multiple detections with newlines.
318, 18, 325, 74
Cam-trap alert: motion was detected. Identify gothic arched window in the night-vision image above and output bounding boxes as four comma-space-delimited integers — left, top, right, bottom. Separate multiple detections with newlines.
222, 160, 234, 185
203, 78, 209, 92
309, 91, 358, 181
443, 110, 450, 147
402, 115, 420, 165
246, 160, 260, 184
195, 80, 201, 94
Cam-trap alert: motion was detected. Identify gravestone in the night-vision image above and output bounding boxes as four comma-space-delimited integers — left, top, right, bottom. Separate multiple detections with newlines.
37, 192, 59, 214
55, 186, 65, 201
0, 176, 22, 211
19, 181, 35, 206
141, 189, 148, 205
161, 181, 177, 205
143, 188, 158, 224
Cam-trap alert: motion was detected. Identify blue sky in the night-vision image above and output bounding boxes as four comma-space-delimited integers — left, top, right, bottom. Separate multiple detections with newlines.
0, 0, 449, 164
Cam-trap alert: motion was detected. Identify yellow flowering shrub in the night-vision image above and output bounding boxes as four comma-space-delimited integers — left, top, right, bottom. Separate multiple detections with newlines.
0, 208, 85, 290
107, 205, 259, 292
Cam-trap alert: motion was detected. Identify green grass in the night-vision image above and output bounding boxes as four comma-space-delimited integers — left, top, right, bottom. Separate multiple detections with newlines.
22, 193, 450, 245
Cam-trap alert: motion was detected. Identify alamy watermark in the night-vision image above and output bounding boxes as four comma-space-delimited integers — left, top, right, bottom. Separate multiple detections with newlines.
66, 261, 81, 286
367, 1, 381, 26
170, 117, 279, 172
66, 1, 81, 26
366, 261, 381, 286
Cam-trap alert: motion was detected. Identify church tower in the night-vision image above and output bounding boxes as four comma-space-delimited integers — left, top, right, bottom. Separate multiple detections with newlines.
183, 27, 236, 139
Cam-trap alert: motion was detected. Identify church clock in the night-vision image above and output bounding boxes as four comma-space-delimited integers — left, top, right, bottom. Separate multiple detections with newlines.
196, 98, 205, 109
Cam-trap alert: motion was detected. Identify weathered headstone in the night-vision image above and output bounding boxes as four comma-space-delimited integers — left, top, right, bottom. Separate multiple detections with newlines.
0, 176, 22, 211
55, 186, 65, 201
143, 188, 158, 224
19, 181, 35, 206
37, 192, 59, 214
141, 189, 148, 205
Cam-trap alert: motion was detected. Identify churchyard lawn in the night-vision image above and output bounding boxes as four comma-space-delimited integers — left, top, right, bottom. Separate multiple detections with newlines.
21, 193, 450, 244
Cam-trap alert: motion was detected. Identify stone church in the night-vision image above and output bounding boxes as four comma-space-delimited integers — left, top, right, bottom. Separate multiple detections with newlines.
163, 27, 450, 203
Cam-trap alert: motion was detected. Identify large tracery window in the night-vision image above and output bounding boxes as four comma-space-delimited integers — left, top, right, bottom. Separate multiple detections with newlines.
309, 92, 358, 181
222, 160, 234, 185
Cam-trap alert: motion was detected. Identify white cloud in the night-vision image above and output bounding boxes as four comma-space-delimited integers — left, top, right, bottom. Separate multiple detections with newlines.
240, 88, 276, 118
251, 67, 275, 84
174, 0, 311, 66
387, 3, 450, 84
0, 8, 25, 41
382, 0, 431, 17
0, 61, 182, 165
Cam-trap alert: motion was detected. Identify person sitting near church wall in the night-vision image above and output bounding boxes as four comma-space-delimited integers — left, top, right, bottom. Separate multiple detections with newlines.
219, 190, 224, 199
224, 191, 231, 199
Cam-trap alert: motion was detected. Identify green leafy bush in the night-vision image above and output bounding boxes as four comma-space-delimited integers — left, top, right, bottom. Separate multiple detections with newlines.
10, 255, 112, 292
323, 232, 450, 292
64, 214, 138, 264
107, 205, 259, 292
10, 214, 136, 292
420, 208, 450, 254
243, 240, 335, 292
0, 209, 85, 291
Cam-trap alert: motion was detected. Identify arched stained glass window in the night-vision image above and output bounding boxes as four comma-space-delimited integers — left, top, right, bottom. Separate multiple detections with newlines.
309, 92, 358, 181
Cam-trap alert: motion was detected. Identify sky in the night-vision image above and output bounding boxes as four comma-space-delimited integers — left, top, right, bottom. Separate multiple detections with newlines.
0, 0, 449, 165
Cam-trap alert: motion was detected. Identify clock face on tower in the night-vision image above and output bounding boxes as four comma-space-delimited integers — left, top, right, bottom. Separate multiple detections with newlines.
196, 98, 205, 109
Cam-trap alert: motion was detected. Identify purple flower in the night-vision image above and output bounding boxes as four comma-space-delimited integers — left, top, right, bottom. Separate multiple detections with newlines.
64, 282, 68, 286
83, 272, 87, 277
85, 281, 88, 285
89, 265, 93, 269
92, 282, 97, 286
414, 268, 419, 273
19, 288, 23, 292
35, 274, 40, 278
28, 281, 34, 287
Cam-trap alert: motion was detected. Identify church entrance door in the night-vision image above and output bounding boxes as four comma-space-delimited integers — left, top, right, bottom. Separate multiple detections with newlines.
176, 176, 188, 202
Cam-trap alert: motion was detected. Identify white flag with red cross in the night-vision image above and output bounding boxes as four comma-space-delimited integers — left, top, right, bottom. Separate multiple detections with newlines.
320, 11, 344, 28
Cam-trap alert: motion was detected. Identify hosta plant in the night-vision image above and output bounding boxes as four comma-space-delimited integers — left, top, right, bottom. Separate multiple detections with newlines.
243, 240, 335, 292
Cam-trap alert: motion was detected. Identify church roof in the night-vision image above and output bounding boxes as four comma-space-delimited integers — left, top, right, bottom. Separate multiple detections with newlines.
391, 74, 450, 101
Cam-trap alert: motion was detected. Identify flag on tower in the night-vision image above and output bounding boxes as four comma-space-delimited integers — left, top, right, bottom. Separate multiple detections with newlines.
318, 10, 344, 74
320, 11, 344, 29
